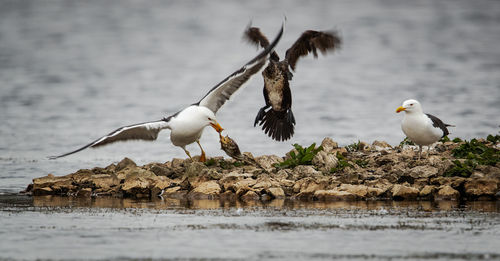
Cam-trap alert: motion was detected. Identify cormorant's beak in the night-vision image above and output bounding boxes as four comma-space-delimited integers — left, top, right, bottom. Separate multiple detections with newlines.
210, 122, 224, 133
396, 106, 406, 113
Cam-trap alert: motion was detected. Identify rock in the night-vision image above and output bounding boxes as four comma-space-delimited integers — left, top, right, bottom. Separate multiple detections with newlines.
231, 178, 257, 192
240, 191, 260, 202
149, 163, 175, 178
91, 174, 120, 190
430, 177, 466, 189
116, 157, 136, 171
419, 185, 437, 198
392, 184, 419, 200
407, 165, 439, 179
266, 187, 285, 199
291, 165, 323, 179
33, 186, 53, 196
337, 170, 360, 184
312, 151, 339, 172
338, 184, 368, 198
188, 181, 221, 199
184, 162, 207, 177
320, 137, 339, 153
293, 177, 329, 200
151, 177, 173, 196
464, 179, 498, 199
254, 155, 283, 171
76, 188, 92, 198
372, 140, 392, 149
121, 170, 157, 197
435, 185, 460, 201
375, 155, 397, 166
314, 189, 358, 201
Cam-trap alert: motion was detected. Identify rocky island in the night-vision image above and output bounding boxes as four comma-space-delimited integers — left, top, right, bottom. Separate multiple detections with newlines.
25, 136, 500, 202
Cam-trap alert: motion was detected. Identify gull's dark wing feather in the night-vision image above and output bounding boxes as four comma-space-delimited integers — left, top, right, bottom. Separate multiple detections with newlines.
426, 113, 453, 137
285, 30, 342, 71
49, 120, 170, 159
197, 23, 284, 114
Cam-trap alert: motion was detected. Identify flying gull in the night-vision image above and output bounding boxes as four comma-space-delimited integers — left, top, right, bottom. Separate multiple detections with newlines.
396, 99, 454, 159
244, 27, 341, 141
50, 24, 284, 162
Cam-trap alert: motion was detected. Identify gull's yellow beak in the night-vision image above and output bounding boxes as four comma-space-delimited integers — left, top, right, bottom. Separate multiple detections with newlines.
396, 106, 406, 113
210, 122, 224, 133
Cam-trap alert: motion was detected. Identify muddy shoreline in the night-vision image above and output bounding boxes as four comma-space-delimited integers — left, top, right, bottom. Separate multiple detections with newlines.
25, 137, 500, 202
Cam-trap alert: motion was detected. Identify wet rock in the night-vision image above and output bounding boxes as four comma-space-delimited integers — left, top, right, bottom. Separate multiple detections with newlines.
312, 151, 339, 172
314, 189, 358, 201
151, 177, 173, 196
116, 157, 136, 171
91, 174, 120, 190
320, 137, 339, 153
391, 184, 419, 200
419, 185, 437, 199
430, 177, 466, 189
240, 190, 260, 202
464, 179, 498, 199
188, 181, 221, 199
231, 178, 257, 193
293, 177, 329, 200
33, 186, 53, 196
435, 185, 460, 201
76, 188, 92, 198
338, 184, 368, 198
266, 187, 285, 199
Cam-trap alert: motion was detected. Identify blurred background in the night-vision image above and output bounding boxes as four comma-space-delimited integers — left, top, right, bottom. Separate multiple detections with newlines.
1, 0, 499, 191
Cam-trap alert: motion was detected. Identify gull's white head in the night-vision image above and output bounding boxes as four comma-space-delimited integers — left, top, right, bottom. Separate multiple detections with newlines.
196, 106, 224, 133
396, 99, 423, 114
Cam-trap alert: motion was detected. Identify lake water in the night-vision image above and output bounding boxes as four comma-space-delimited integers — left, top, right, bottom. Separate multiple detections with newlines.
1, 195, 499, 260
1, 0, 500, 259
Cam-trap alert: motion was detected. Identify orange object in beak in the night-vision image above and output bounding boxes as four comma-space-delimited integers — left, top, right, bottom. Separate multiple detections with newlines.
396, 106, 406, 113
210, 122, 224, 133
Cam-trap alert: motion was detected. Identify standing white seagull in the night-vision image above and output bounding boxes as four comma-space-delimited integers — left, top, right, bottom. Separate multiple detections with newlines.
50, 24, 284, 162
396, 99, 454, 159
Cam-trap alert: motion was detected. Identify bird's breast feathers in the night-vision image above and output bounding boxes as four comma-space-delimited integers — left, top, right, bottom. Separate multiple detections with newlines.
264, 76, 285, 111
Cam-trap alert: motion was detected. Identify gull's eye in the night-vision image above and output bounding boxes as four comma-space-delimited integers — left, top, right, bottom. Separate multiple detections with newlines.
410, 103, 414, 106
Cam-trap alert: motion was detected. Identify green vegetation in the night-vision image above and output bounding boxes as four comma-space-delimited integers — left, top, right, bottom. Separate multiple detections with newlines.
354, 159, 369, 168
440, 136, 450, 142
330, 152, 353, 173
276, 143, 323, 169
452, 137, 463, 143
487, 134, 500, 143
399, 137, 415, 147
346, 140, 362, 152
444, 137, 500, 177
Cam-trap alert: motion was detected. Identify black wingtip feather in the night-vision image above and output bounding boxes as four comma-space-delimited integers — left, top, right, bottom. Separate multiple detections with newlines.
256, 108, 295, 141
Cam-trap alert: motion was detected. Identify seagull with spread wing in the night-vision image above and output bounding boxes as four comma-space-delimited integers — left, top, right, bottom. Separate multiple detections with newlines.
244, 27, 341, 141
50, 24, 284, 162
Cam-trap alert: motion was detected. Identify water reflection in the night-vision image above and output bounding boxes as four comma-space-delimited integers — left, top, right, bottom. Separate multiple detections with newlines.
29, 195, 500, 212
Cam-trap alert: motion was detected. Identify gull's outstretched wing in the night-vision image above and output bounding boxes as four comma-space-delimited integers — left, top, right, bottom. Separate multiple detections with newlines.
285, 30, 342, 71
197, 23, 284, 114
49, 120, 170, 159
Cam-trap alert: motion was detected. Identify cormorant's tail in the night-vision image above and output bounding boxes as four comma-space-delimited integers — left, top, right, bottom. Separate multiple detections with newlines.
256, 108, 295, 141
